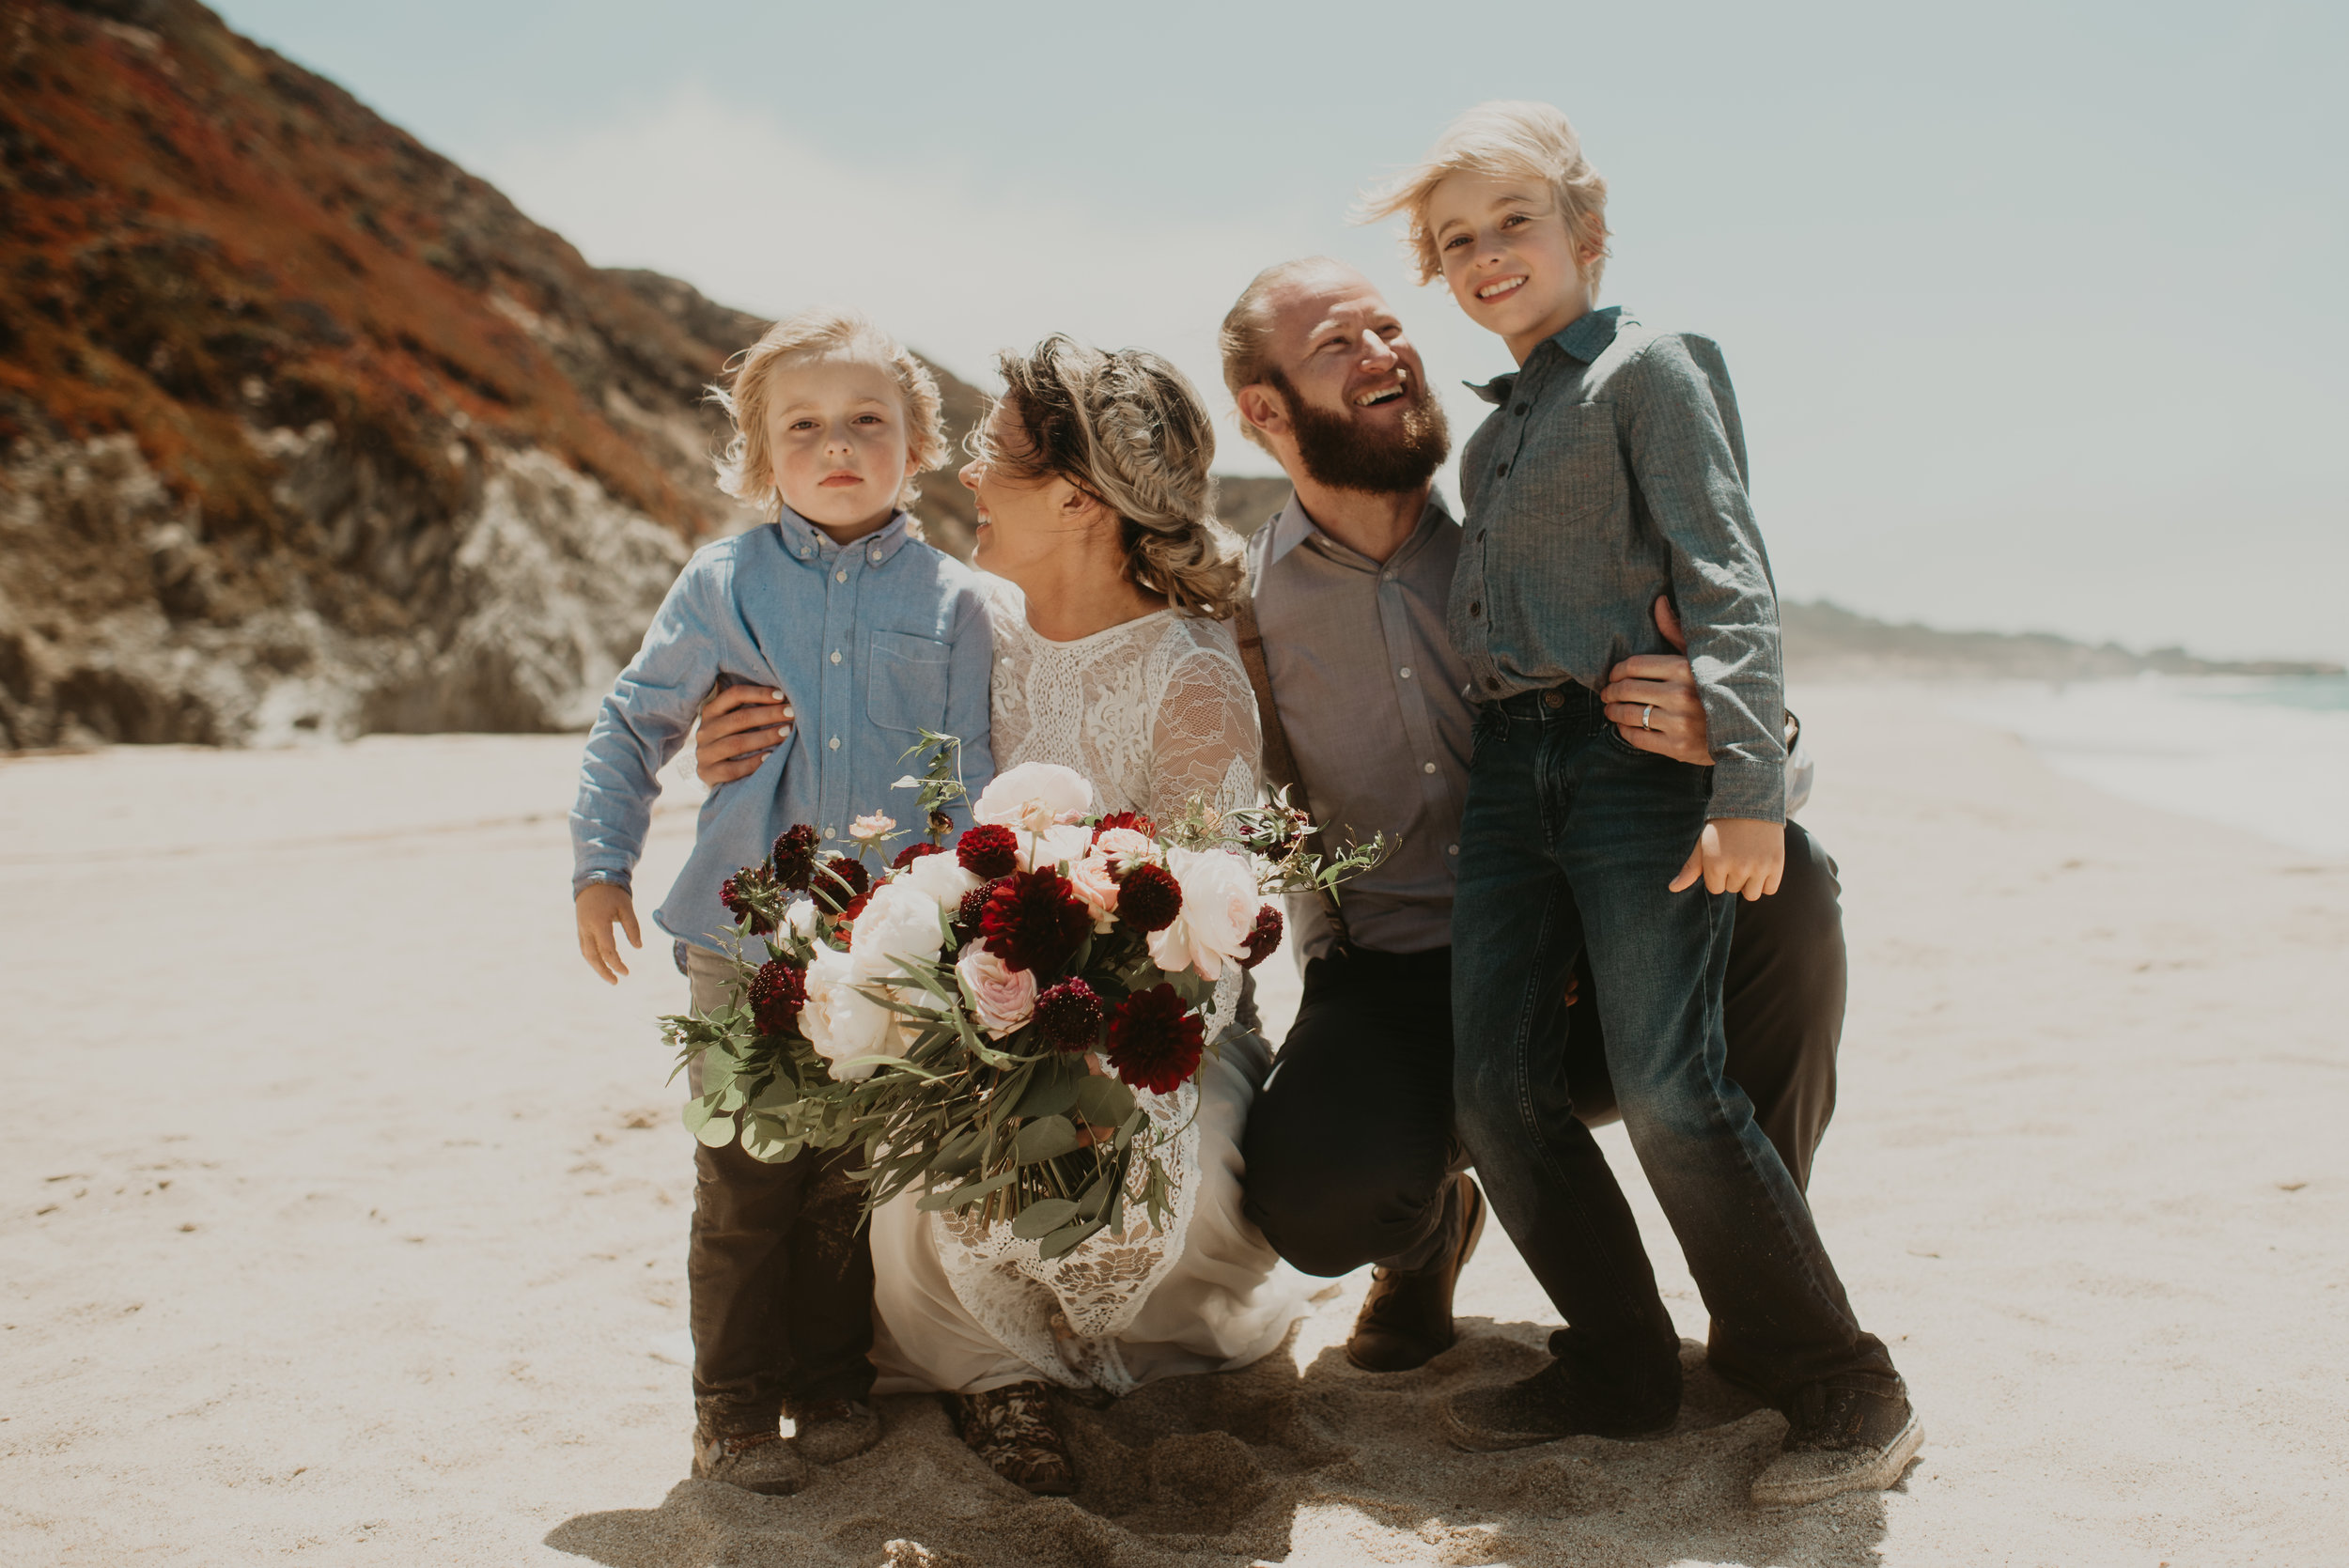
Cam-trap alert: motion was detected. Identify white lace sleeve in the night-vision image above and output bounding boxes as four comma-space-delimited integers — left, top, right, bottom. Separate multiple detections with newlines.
1145, 641, 1264, 822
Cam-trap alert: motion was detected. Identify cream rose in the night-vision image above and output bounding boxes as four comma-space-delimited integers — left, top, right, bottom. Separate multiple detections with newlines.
901, 848, 980, 909
973, 762, 1094, 833
1020, 821, 1095, 875
801, 943, 899, 1080
1092, 826, 1156, 871
847, 878, 951, 985
954, 940, 1037, 1038
1147, 845, 1261, 981
1066, 848, 1122, 932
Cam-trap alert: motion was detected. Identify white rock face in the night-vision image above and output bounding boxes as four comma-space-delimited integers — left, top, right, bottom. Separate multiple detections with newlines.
0, 432, 694, 748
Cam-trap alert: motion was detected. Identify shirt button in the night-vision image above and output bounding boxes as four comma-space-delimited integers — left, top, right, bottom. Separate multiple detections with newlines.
829, 736, 841, 751
830, 650, 842, 664
1399, 666, 1412, 679
1484, 675, 1501, 691
1496, 463, 1509, 478
1515, 403, 1529, 416
800, 547, 811, 558
1448, 844, 1459, 856
834, 569, 848, 582
1469, 601, 1483, 617
1422, 761, 1437, 774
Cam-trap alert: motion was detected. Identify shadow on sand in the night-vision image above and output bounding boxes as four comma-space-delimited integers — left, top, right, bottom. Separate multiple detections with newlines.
547, 1327, 1901, 1567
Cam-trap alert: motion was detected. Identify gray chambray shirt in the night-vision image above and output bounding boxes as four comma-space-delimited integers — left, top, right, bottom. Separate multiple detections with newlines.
1452, 305, 1787, 822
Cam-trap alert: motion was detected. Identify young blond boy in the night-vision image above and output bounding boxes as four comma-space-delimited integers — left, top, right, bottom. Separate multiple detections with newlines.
570, 309, 994, 1491
1367, 102, 1919, 1506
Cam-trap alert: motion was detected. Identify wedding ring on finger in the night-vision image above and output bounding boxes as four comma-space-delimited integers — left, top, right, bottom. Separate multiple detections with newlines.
1641, 705, 1656, 731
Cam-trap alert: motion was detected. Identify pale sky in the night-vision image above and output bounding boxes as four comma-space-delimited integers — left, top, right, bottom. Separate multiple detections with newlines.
216, 1, 2349, 663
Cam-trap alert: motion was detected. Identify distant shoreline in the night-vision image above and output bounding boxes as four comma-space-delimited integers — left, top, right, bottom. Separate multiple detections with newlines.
1781, 600, 2343, 682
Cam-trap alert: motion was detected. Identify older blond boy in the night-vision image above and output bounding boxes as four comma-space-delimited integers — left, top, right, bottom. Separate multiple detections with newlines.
570, 309, 995, 1491
1365, 102, 1918, 1506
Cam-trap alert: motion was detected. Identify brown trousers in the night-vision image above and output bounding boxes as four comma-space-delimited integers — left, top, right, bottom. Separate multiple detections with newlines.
683, 946, 876, 1436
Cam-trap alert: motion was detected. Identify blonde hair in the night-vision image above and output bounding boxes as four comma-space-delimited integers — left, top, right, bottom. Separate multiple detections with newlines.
710, 307, 947, 516
1360, 101, 1611, 296
1218, 256, 1355, 457
983, 334, 1246, 619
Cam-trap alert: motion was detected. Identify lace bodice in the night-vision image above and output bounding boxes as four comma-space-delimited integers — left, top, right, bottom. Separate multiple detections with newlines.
937, 577, 1265, 1391
983, 577, 1263, 825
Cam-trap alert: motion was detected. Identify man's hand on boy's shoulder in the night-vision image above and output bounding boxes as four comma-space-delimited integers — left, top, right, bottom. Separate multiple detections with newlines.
695, 685, 794, 787
1601, 596, 1712, 766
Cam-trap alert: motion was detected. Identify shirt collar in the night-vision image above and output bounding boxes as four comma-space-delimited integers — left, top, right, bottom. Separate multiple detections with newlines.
774, 504, 917, 565
1264, 489, 1455, 571
1465, 305, 1626, 405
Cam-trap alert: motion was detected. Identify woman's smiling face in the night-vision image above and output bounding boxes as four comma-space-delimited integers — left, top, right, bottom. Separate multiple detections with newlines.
1427, 172, 1595, 362
959, 401, 1094, 581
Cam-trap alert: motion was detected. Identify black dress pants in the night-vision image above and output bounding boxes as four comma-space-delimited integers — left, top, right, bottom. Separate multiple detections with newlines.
1241, 818, 1847, 1279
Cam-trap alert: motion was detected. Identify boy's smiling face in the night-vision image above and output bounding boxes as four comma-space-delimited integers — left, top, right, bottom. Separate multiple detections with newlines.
763, 353, 917, 543
1427, 172, 1597, 365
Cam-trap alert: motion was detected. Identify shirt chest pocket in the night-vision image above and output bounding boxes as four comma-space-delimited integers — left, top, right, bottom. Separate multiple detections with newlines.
865, 629, 951, 736
1509, 401, 1621, 524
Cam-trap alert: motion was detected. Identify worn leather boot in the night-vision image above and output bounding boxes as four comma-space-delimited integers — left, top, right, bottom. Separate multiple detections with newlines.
1346, 1172, 1486, 1373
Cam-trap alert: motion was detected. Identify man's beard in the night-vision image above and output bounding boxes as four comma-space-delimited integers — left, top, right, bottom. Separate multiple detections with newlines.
1266, 366, 1450, 496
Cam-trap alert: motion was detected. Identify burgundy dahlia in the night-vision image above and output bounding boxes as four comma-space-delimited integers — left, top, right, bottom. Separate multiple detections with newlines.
891, 841, 946, 871
977, 868, 1094, 974
1105, 984, 1205, 1094
1239, 903, 1284, 970
770, 825, 820, 891
814, 854, 869, 913
720, 864, 781, 935
1092, 810, 1158, 841
1114, 862, 1183, 933
1033, 978, 1105, 1052
956, 824, 1020, 878
747, 957, 808, 1036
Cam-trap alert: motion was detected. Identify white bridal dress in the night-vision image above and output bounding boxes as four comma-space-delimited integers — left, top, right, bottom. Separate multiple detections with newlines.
867, 578, 1304, 1396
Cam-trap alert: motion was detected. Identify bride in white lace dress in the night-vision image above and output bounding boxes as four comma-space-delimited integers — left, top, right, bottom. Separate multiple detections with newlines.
865, 337, 1303, 1492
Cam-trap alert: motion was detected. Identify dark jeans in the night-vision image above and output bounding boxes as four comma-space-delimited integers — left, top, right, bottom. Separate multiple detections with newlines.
682, 946, 875, 1436
1240, 816, 1847, 1281
1451, 686, 1892, 1410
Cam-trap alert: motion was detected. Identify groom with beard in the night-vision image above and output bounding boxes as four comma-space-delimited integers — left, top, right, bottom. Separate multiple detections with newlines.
1221, 257, 1849, 1382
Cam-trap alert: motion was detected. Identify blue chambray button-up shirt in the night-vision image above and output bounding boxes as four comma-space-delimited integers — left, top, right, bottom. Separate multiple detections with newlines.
569, 505, 996, 955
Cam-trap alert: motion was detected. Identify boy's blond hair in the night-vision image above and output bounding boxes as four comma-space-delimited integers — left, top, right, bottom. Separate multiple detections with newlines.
1361, 101, 1611, 297
710, 307, 948, 516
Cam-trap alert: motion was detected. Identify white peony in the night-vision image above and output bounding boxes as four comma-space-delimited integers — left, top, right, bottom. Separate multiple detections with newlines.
801, 943, 900, 1081
1147, 845, 1261, 981
848, 877, 952, 985
901, 848, 980, 909
972, 762, 1094, 833
785, 899, 821, 941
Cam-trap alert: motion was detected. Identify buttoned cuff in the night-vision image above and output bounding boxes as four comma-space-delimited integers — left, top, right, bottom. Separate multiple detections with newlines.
1706, 757, 1786, 825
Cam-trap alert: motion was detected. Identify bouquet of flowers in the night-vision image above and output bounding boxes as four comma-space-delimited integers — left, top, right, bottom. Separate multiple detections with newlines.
661, 735, 1380, 1260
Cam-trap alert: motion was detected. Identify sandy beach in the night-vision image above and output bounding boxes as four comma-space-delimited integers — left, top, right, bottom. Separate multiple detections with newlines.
3, 684, 2343, 1567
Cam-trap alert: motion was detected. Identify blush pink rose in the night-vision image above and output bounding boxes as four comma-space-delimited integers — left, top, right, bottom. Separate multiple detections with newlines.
1092, 826, 1156, 871
1066, 849, 1122, 932
955, 940, 1038, 1039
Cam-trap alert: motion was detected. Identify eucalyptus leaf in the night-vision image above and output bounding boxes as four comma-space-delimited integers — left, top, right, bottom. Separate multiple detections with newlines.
918, 1167, 1019, 1212
937, 1128, 985, 1176
1013, 1056, 1084, 1121
1009, 1198, 1080, 1239
750, 1077, 801, 1113
1072, 1075, 1135, 1130
695, 1111, 738, 1148
679, 1097, 713, 1136
1037, 1219, 1103, 1261
1013, 1115, 1080, 1164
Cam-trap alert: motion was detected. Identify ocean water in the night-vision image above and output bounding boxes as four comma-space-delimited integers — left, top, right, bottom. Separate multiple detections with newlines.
1943, 675, 2349, 859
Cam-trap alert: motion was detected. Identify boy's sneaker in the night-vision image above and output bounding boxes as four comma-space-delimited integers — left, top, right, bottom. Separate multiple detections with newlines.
1750, 1379, 1923, 1508
1441, 1358, 1677, 1451
793, 1397, 881, 1465
691, 1425, 808, 1496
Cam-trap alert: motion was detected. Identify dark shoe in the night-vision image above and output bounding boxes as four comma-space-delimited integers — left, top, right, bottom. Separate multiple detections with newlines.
792, 1397, 881, 1465
951, 1380, 1077, 1496
691, 1424, 809, 1495
1347, 1172, 1487, 1374
1750, 1379, 1923, 1507
1442, 1359, 1677, 1451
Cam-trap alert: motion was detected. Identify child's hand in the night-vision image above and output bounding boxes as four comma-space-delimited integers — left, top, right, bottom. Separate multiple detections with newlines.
576, 882, 642, 984
1670, 818, 1784, 902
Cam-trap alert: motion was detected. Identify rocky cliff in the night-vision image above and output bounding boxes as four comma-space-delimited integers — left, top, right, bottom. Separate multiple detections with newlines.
0, 0, 988, 749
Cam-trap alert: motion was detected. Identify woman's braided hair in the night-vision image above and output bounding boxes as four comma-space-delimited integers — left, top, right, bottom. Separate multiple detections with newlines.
985, 334, 1245, 619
